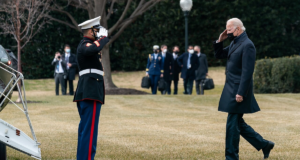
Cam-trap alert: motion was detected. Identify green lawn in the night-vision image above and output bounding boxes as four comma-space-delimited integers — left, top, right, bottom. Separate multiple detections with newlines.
1, 67, 300, 159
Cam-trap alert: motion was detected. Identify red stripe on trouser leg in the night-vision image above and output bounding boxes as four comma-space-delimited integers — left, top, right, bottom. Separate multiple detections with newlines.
88, 101, 97, 160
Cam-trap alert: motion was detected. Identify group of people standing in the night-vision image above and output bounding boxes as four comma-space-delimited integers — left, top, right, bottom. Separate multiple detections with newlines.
51, 44, 78, 95
146, 44, 208, 95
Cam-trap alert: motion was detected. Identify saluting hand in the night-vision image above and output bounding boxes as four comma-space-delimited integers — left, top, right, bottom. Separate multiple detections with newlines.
218, 29, 228, 42
97, 27, 108, 38
236, 94, 243, 103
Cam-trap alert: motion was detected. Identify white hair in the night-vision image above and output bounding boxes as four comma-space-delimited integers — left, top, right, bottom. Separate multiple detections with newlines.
227, 18, 246, 31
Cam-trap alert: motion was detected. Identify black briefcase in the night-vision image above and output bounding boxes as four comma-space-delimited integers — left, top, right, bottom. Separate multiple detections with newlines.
158, 78, 167, 91
203, 77, 215, 90
141, 76, 151, 89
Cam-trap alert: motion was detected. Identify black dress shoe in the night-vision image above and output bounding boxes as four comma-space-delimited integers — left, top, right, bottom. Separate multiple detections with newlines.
262, 141, 275, 159
183, 92, 188, 95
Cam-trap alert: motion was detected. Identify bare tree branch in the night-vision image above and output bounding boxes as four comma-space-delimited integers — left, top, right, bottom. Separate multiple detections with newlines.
130, 0, 145, 16
108, 0, 132, 34
112, 0, 161, 34
94, 0, 106, 18
50, 7, 81, 31
46, 15, 79, 31
0, 0, 51, 73
106, 0, 116, 20
68, 0, 89, 10
133, 0, 159, 17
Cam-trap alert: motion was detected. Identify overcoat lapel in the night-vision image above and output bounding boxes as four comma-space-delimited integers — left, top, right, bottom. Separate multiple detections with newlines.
228, 33, 248, 58
228, 41, 243, 59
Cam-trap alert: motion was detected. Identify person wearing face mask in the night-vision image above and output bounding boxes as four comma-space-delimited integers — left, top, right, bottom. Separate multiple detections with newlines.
62, 44, 78, 95
171, 46, 181, 95
194, 45, 208, 95
177, 45, 199, 95
74, 16, 109, 160
52, 51, 67, 95
146, 45, 164, 94
160, 44, 173, 95
213, 18, 274, 160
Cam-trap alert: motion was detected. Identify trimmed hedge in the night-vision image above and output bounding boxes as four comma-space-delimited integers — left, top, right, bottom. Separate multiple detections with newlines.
254, 56, 300, 93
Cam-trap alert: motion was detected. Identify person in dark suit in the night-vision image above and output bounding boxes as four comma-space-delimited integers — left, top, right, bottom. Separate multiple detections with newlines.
177, 45, 199, 95
171, 46, 181, 95
213, 18, 274, 160
74, 16, 109, 160
160, 44, 173, 95
52, 51, 67, 95
194, 45, 208, 95
62, 44, 78, 95
146, 45, 164, 94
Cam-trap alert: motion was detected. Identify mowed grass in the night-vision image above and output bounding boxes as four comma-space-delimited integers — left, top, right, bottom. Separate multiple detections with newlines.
1, 67, 300, 159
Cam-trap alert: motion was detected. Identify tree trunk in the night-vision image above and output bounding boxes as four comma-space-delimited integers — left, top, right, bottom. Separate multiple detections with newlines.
102, 46, 117, 89
16, 40, 22, 103
93, 2, 117, 89
17, 41, 21, 73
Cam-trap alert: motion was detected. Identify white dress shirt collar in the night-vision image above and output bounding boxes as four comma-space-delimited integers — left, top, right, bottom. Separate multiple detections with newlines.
197, 52, 201, 57
173, 53, 177, 59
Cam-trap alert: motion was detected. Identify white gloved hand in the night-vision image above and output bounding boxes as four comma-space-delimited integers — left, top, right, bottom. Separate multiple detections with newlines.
97, 27, 108, 38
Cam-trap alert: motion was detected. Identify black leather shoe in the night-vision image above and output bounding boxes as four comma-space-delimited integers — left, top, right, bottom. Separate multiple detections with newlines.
263, 141, 275, 159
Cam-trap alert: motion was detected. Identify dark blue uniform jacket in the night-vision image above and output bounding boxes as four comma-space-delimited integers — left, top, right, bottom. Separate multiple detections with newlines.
146, 53, 164, 75
73, 36, 109, 104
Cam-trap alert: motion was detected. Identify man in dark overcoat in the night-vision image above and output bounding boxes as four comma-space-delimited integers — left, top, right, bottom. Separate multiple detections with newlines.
194, 45, 208, 95
213, 18, 274, 160
171, 46, 181, 95
62, 44, 78, 95
160, 44, 173, 95
177, 45, 199, 95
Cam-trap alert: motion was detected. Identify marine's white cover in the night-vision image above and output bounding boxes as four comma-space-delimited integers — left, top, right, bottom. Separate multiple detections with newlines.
0, 119, 41, 159
153, 45, 159, 50
78, 16, 101, 29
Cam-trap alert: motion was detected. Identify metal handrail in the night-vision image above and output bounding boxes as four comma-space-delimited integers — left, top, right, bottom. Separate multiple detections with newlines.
0, 61, 40, 144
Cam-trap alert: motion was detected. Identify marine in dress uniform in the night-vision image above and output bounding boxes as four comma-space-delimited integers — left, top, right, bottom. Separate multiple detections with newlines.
73, 16, 109, 160
213, 18, 274, 160
146, 45, 164, 94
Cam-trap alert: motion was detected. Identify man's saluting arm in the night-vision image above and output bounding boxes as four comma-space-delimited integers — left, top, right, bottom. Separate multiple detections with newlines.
213, 29, 230, 59
82, 37, 109, 56
213, 41, 230, 59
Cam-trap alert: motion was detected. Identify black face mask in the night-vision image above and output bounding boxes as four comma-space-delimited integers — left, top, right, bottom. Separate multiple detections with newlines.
92, 29, 99, 40
154, 50, 159, 53
175, 51, 179, 54
227, 28, 238, 41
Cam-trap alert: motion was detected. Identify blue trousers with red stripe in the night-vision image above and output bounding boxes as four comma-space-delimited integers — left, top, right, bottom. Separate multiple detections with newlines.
77, 100, 102, 160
